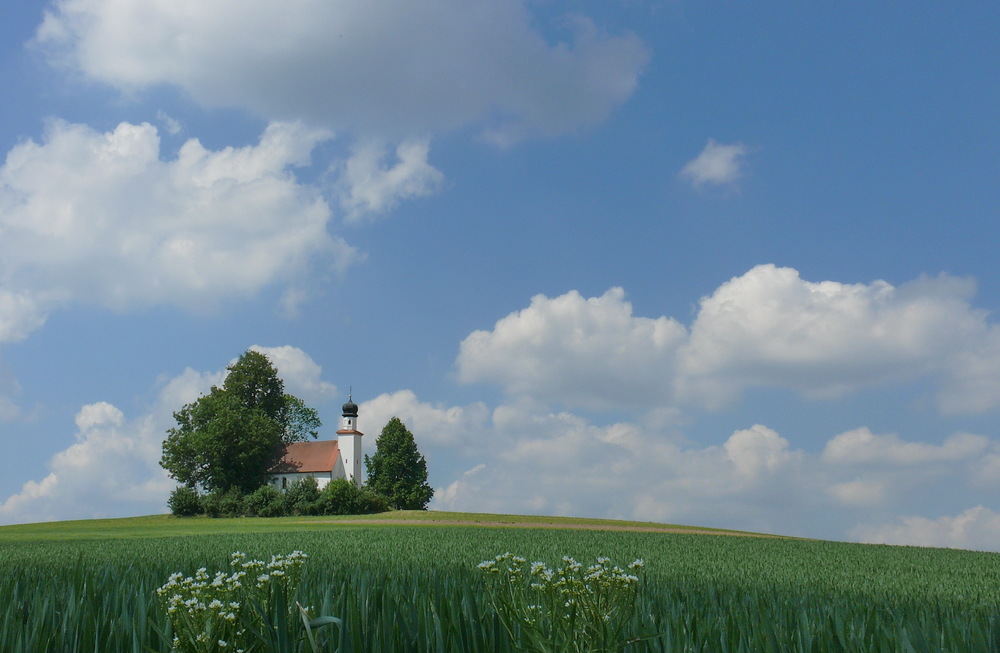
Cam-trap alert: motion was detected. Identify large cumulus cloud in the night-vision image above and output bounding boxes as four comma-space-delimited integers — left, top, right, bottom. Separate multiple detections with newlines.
428, 398, 1000, 545
0, 120, 355, 342
457, 287, 687, 409
457, 265, 1000, 414
34, 0, 649, 142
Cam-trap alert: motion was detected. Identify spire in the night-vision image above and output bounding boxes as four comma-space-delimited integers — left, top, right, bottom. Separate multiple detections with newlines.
336, 388, 363, 486
342, 388, 358, 417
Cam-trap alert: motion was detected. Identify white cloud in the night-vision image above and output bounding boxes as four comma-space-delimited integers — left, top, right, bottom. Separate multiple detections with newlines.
432, 411, 823, 533
247, 345, 339, 404
725, 425, 796, 480
154, 367, 227, 417
677, 265, 994, 410
853, 506, 1000, 552
0, 364, 226, 524
438, 395, 780, 520
360, 390, 490, 450
338, 138, 444, 222
433, 463, 486, 508
969, 451, 1000, 489
457, 287, 687, 409
0, 120, 357, 342
456, 266, 1000, 414
0, 401, 173, 524
156, 110, 182, 136
817, 426, 995, 511
429, 404, 1000, 544
823, 428, 988, 466
0, 289, 48, 344
938, 328, 1000, 414
680, 139, 748, 188
35, 0, 649, 142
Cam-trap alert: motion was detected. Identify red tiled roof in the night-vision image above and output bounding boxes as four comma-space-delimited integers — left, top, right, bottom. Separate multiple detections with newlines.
270, 440, 339, 474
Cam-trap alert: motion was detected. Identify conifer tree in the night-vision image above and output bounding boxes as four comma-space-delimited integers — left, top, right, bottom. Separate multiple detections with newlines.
365, 417, 433, 510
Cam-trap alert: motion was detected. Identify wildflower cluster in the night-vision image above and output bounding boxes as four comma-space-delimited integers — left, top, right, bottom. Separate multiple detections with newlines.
156, 551, 310, 653
479, 553, 647, 653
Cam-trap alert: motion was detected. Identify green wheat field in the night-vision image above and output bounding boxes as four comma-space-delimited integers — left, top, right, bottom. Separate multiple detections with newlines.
3, 511, 1000, 652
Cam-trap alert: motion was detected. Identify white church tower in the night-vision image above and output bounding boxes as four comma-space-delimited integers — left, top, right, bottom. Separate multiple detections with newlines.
336, 394, 364, 486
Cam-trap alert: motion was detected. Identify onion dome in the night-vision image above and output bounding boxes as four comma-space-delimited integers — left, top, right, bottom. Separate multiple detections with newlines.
341, 394, 358, 417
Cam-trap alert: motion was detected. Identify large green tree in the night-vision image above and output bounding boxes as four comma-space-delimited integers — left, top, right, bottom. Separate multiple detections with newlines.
365, 417, 433, 510
160, 350, 321, 494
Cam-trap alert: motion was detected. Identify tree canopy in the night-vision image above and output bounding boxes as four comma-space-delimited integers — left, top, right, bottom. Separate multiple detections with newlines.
365, 416, 433, 510
160, 350, 321, 494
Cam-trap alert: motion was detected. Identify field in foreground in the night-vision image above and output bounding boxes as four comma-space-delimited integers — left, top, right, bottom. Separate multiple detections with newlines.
3, 511, 1000, 651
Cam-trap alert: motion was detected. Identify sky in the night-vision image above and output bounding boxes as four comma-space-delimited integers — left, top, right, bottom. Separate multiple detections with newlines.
1, 1, 999, 550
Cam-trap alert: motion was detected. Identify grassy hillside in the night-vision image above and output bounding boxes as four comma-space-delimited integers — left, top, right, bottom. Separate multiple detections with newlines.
3, 512, 1000, 651
0, 510, 764, 540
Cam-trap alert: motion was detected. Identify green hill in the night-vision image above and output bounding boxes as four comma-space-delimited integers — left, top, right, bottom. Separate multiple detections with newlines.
2, 512, 1000, 651
0, 510, 771, 540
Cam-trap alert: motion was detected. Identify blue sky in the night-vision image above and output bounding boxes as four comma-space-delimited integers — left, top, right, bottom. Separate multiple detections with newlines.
1, 1, 999, 549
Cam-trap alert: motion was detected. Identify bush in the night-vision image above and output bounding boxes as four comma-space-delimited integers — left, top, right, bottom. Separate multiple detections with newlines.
357, 486, 390, 514
168, 486, 203, 517
283, 476, 321, 516
202, 487, 244, 517
318, 479, 390, 515
243, 484, 284, 517
318, 478, 358, 515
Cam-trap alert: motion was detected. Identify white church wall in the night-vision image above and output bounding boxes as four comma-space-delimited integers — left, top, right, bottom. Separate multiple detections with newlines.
270, 471, 335, 492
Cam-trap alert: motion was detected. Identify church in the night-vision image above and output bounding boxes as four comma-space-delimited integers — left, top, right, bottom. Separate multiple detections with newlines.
267, 396, 364, 491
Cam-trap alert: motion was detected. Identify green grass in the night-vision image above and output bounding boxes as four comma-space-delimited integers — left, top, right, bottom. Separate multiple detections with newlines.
0, 510, 761, 540
2, 512, 1000, 651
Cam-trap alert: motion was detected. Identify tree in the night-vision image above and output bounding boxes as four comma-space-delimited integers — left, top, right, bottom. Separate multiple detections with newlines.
365, 416, 433, 510
160, 350, 321, 494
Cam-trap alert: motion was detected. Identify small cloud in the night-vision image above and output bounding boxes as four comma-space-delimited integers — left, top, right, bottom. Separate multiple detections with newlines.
338, 138, 444, 222
156, 110, 182, 135
0, 289, 48, 345
277, 287, 309, 319
823, 428, 988, 466
724, 425, 795, 479
681, 139, 748, 188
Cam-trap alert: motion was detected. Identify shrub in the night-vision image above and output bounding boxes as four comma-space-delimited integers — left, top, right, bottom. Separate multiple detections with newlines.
202, 487, 245, 518
357, 486, 390, 514
317, 479, 390, 515
318, 478, 358, 515
244, 484, 284, 517
168, 486, 203, 517
283, 476, 321, 516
